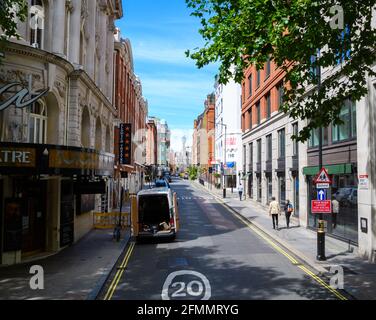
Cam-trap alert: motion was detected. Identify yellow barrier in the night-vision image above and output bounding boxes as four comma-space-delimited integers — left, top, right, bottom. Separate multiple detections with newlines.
94, 212, 131, 229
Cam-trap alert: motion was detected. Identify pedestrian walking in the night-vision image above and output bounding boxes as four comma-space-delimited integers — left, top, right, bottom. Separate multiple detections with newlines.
284, 200, 294, 229
238, 184, 244, 201
332, 197, 340, 229
269, 197, 281, 230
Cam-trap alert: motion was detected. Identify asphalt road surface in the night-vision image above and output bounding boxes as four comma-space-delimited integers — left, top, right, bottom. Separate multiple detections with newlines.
99, 178, 344, 300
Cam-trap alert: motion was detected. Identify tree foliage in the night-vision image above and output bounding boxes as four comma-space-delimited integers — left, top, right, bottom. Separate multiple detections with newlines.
185, 0, 376, 141
0, 0, 28, 41
188, 166, 199, 180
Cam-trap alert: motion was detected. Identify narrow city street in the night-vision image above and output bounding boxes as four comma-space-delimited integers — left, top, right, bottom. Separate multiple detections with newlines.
98, 178, 346, 300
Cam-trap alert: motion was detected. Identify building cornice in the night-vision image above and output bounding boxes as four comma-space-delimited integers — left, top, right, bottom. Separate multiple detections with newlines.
3, 41, 75, 74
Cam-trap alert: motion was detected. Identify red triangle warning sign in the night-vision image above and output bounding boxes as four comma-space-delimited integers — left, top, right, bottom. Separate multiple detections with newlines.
314, 168, 332, 184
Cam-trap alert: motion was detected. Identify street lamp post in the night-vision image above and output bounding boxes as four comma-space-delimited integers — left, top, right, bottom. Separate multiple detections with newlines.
223, 124, 227, 198
316, 53, 326, 261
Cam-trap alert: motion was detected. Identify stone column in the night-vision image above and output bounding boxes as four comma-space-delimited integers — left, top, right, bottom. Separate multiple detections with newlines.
86, 1, 96, 79
106, 17, 115, 102
98, 8, 107, 93
69, 0, 82, 65
52, 0, 66, 56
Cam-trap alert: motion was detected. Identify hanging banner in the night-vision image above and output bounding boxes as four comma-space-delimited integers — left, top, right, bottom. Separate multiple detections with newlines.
119, 123, 132, 165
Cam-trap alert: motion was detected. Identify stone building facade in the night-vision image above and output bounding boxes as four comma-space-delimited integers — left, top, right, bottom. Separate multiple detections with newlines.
0, 0, 122, 265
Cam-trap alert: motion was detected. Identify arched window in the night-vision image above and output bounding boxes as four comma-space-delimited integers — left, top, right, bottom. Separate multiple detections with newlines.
30, 0, 44, 49
105, 126, 111, 153
95, 118, 102, 151
29, 100, 47, 143
81, 107, 91, 148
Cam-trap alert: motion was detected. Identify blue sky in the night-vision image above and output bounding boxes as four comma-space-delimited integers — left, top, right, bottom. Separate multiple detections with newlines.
116, 0, 218, 150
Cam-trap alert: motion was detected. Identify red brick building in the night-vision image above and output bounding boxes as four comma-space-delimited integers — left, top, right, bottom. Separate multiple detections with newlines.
113, 30, 148, 202
146, 118, 158, 166
205, 93, 215, 166
241, 59, 287, 132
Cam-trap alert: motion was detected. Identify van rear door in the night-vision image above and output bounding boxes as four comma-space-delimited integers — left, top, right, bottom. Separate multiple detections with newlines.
173, 192, 180, 232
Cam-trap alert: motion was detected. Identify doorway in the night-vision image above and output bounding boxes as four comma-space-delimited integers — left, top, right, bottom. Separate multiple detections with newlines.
14, 178, 47, 255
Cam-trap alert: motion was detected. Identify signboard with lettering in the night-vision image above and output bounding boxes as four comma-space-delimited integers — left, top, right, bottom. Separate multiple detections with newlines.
311, 200, 332, 214
119, 123, 132, 165
0, 148, 36, 167
359, 175, 369, 190
0, 82, 49, 111
49, 149, 113, 172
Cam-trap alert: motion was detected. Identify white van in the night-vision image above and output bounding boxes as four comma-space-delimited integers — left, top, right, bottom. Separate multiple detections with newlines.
132, 188, 180, 241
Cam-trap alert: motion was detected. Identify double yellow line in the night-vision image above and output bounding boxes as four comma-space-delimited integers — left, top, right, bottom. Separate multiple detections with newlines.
103, 242, 136, 300
217, 199, 348, 301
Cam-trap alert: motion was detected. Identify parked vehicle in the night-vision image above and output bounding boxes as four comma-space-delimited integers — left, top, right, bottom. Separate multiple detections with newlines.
154, 179, 170, 189
133, 188, 180, 241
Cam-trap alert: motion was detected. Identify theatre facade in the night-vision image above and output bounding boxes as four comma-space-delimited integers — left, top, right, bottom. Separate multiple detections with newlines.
0, 0, 122, 265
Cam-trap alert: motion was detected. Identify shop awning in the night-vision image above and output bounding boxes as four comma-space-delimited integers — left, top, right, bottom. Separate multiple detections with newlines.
303, 164, 354, 176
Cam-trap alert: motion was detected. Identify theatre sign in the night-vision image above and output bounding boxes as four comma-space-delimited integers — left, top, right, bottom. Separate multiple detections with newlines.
0, 82, 49, 111
0, 148, 36, 167
0, 143, 114, 176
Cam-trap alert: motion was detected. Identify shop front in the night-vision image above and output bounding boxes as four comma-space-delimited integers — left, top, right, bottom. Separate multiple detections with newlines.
0, 142, 114, 265
304, 164, 359, 244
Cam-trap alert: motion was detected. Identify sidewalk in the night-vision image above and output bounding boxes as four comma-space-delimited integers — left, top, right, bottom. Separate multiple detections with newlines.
193, 181, 376, 300
0, 228, 131, 300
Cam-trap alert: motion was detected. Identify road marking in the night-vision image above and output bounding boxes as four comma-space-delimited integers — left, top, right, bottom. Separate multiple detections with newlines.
161, 270, 211, 300
211, 195, 348, 300
103, 242, 135, 300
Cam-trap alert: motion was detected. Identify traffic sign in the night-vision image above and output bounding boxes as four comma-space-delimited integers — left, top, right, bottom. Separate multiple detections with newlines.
316, 183, 330, 189
311, 200, 332, 214
314, 168, 332, 184
317, 189, 326, 201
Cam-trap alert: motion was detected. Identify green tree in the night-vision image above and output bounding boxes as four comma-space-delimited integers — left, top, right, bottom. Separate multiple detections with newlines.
186, 0, 376, 141
0, 0, 28, 41
0, 0, 28, 60
187, 166, 199, 180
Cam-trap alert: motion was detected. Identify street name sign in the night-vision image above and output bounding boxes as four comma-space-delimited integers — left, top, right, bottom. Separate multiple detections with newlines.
316, 183, 330, 189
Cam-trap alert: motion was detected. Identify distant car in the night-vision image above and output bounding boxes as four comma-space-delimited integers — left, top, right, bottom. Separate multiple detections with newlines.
154, 179, 170, 189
